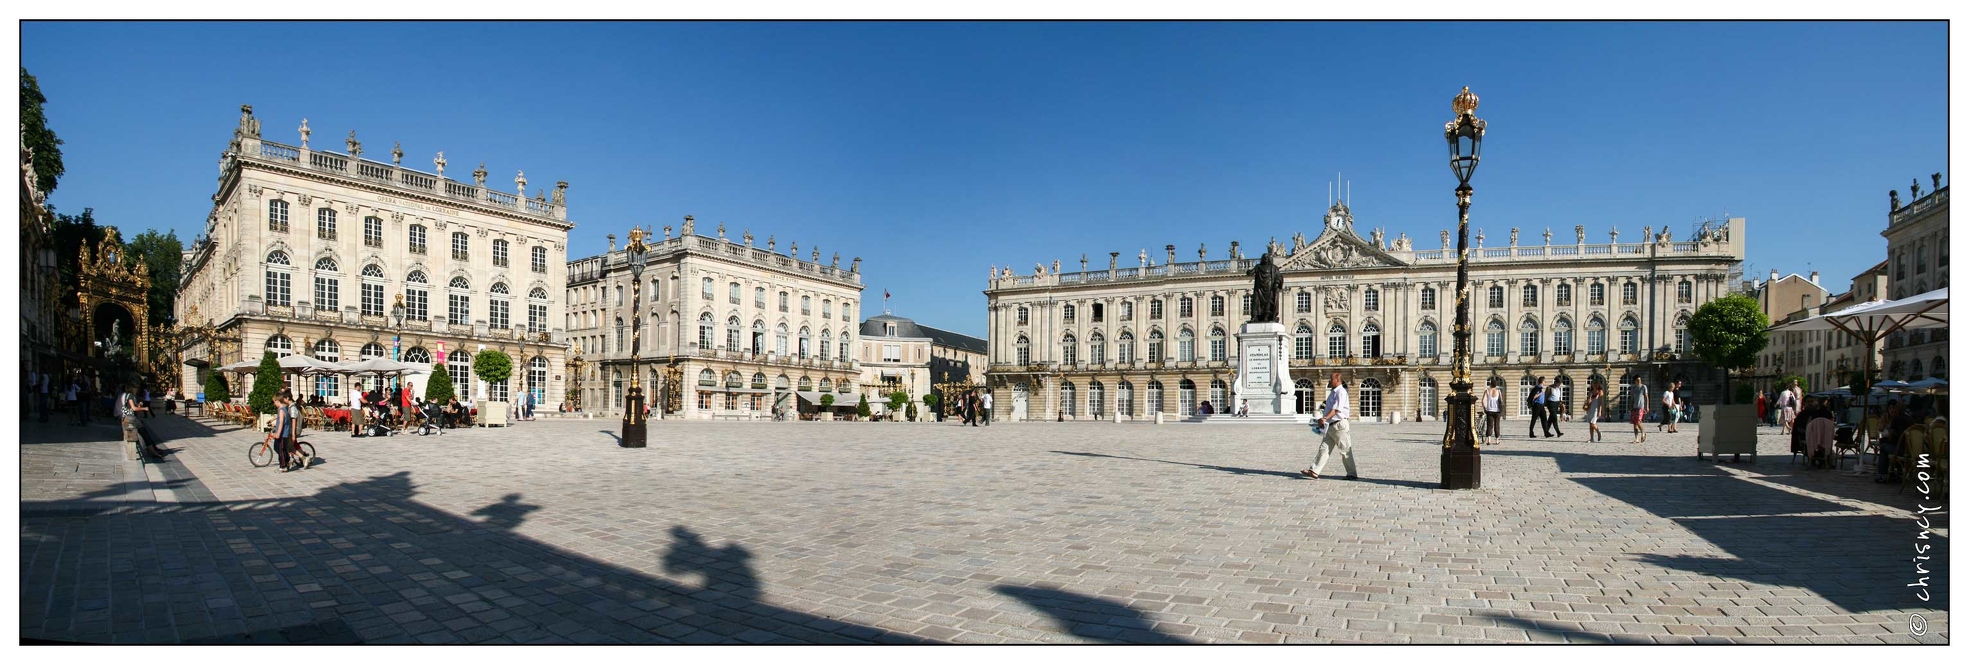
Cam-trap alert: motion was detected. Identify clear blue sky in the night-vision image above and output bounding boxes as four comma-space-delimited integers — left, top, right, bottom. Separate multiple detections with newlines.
23, 21, 1946, 337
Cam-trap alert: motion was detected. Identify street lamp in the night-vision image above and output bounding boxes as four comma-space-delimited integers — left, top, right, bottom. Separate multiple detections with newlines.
621, 226, 650, 448
1441, 86, 1487, 490
391, 294, 407, 392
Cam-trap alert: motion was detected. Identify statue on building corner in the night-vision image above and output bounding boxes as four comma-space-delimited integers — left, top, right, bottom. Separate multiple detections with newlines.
1890, 190, 1901, 212
1394, 233, 1410, 251
1933, 172, 1943, 191
1441, 229, 1450, 249
1912, 178, 1922, 200
1641, 226, 1651, 243
743, 229, 754, 246
391, 141, 403, 166
238, 105, 260, 139
552, 181, 566, 206
298, 118, 311, 148
717, 221, 726, 240
663, 225, 672, 239
346, 131, 362, 159
789, 240, 797, 256
434, 151, 447, 177
1052, 260, 1061, 274
1610, 226, 1619, 243
1197, 243, 1207, 261
812, 248, 820, 263
516, 171, 528, 197
1139, 248, 1149, 267
849, 257, 861, 273
1476, 228, 1485, 248
473, 162, 488, 188
1080, 253, 1089, 272
680, 215, 694, 236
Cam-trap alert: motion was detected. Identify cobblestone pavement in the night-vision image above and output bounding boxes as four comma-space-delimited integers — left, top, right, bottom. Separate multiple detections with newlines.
20, 414, 1949, 644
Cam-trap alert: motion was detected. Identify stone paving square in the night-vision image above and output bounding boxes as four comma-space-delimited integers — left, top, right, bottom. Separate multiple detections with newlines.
18, 413, 1950, 644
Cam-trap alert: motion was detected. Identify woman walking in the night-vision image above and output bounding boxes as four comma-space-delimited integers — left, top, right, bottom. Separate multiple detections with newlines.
1777, 380, 1799, 435
1629, 375, 1649, 443
1482, 379, 1504, 445
1585, 383, 1605, 442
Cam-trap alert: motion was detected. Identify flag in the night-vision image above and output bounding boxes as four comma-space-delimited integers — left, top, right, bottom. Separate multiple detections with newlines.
885, 290, 891, 299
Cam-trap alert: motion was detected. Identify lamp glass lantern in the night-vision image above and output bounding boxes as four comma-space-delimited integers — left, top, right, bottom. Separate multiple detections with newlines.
1446, 86, 1485, 185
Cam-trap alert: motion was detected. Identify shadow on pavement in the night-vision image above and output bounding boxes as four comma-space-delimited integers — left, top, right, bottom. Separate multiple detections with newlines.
20, 469, 932, 644
1052, 450, 1306, 479
992, 584, 1192, 644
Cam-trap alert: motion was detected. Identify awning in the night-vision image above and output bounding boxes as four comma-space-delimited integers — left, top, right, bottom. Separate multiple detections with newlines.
795, 391, 852, 407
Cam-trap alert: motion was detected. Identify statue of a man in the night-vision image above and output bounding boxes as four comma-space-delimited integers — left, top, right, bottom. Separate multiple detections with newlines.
1246, 252, 1283, 324
1890, 189, 1902, 211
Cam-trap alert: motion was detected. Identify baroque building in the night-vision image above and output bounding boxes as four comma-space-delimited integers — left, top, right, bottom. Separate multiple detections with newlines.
1881, 173, 1948, 382
563, 221, 863, 419
175, 106, 574, 405
983, 201, 1747, 422
856, 313, 988, 418
20, 139, 60, 376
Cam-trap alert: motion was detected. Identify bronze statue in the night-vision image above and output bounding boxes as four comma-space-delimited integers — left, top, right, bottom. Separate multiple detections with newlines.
1247, 252, 1283, 324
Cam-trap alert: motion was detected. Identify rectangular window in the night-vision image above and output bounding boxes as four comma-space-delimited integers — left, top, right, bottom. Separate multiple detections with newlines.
449, 293, 470, 323
265, 270, 291, 306
406, 289, 428, 320
823, 301, 833, 318
364, 216, 383, 248
314, 275, 339, 311
779, 292, 789, 312
1180, 298, 1194, 318
493, 240, 509, 268
755, 288, 766, 308
1588, 328, 1606, 353
883, 344, 901, 362
1148, 339, 1163, 362
1554, 328, 1573, 355
1178, 338, 1195, 362
1622, 283, 1638, 306
451, 233, 469, 261
268, 200, 289, 233
529, 303, 546, 332
1295, 334, 1313, 360
532, 246, 548, 273
802, 297, 811, 315
1421, 288, 1436, 311
408, 225, 427, 254
1150, 300, 1163, 319
1522, 287, 1537, 308
361, 282, 384, 316
1209, 337, 1226, 362
1521, 329, 1539, 355
1590, 283, 1605, 307
1486, 330, 1505, 357
1210, 297, 1224, 317
490, 299, 510, 329
1419, 331, 1438, 357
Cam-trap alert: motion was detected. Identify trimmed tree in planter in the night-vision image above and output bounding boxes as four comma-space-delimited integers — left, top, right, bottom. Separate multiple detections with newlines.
204, 370, 230, 405
922, 393, 940, 421
856, 393, 872, 420
425, 364, 455, 403
1687, 293, 1770, 460
887, 391, 908, 421
472, 349, 513, 424
248, 351, 283, 415
819, 393, 835, 420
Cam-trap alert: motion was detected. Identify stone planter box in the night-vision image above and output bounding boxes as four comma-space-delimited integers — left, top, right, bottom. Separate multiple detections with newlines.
1698, 403, 1758, 461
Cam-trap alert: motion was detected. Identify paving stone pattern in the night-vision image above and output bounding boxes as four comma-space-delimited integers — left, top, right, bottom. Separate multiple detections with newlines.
19, 414, 1950, 644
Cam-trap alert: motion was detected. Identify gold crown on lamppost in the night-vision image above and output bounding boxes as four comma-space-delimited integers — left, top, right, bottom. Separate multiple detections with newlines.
1452, 86, 1480, 115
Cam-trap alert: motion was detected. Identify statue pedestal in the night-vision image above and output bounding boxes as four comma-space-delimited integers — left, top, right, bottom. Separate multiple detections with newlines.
1233, 322, 1293, 415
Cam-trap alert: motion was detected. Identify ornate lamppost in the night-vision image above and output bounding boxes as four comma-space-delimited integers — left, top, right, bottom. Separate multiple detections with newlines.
391, 294, 407, 392
1441, 86, 1487, 490
621, 227, 650, 447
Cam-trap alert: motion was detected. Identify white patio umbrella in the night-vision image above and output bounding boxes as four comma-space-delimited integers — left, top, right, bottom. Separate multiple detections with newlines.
1874, 380, 1913, 392
1905, 377, 1949, 395
1772, 287, 1948, 456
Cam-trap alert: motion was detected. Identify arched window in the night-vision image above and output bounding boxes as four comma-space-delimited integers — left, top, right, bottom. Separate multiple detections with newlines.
1587, 316, 1607, 353
1146, 380, 1164, 414
1209, 379, 1227, 409
1364, 288, 1380, 312
752, 319, 767, 353
527, 288, 549, 332
1361, 322, 1383, 358
1618, 316, 1640, 354
838, 333, 851, 363
448, 351, 473, 399
267, 199, 290, 232
1147, 329, 1164, 362
264, 334, 293, 357
403, 270, 429, 320
698, 369, 717, 386
360, 342, 385, 360
1117, 331, 1135, 364
1089, 332, 1106, 364
818, 377, 832, 392
1209, 327, 1227, 362
1553, 318, 1574, 355
362, 263, 384, 278
1933, 356, 1947, 379
1519, 376, 1538, 416
724, 371, 743, 389
264, 250, 292, 306
1178, 328, 1196, 362
1419, 377, 1439, 419
1519, 318, 1540, 355
1328, 323, 1348, 358
528, 356, 548, 404
447, 276, 472, 324
1418, 322, 1439, 357
1590, 282, 1606, 307
1488, 285, 1505, 309
1016, 335, 1032, 365
1485, 320, 1506, 357
1555, 282, 1573, 307
1061, 333, 1078, 365
775, 323, 789, 356
1292, 323, 1313, 360
488, 282, 512, 329
312, 257, 340, 311
798, 326, 811, 359
696, 313, 711, 349
402, 346, 431, 364
1359, 378, 1382, 419
819, 329, 833, 360
751, 372, 768, 389
312, 339, 341, 396
1296, 291, 1313, 313
1522, 284, 1538, 308
1677, 280, 1693, 304
1060, 382, 1077, 417
1178, 379, 1197, 416
726, 316, 743, 351
492, 239, 510, 268
1909, 359, 1923, 381
1674, 313, 1691, 355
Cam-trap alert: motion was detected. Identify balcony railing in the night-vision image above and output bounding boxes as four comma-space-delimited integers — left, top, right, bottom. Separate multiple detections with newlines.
245, 138, 565, 220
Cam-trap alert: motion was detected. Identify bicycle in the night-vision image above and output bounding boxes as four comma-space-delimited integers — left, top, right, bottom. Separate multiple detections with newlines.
248, 437, 315, 469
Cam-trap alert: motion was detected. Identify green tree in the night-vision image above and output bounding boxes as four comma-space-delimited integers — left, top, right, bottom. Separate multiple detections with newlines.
922, 393, 941, 420
50, 207, 103, 291
203, 370, 230, 404
856, 393, 871, 419
1687, 293, 1770, 404
472, 349, 513, 398
126, 229, 185, 324
887, 391, 908, 418
247, 351, 284, 415
819, 393, 835, 415
1777, 374, 1810, 394
1846, 369, 1879, 394
21, 67, 65, 194
425, 364, 455, 403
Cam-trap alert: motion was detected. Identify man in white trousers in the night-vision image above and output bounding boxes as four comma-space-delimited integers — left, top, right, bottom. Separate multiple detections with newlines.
1302, 372, 1357, 480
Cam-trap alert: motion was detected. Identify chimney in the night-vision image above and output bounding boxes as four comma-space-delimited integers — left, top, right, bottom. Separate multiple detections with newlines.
1769, 269, 1779, 282
1810, 271, 1820, 285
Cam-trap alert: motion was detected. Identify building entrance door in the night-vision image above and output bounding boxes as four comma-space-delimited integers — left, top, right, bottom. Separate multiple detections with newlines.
1012, 383, 1029, 421
1295, 378, 1318, 414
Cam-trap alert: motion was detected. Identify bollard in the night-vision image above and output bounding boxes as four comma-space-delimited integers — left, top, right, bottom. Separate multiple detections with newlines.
1155, 412, 1165, 425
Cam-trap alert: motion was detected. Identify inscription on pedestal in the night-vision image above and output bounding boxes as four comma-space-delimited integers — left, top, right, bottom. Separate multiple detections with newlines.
1245, 345, 1272, 387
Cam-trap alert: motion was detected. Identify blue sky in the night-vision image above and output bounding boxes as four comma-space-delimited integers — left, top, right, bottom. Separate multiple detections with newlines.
23, 21, 1946, 337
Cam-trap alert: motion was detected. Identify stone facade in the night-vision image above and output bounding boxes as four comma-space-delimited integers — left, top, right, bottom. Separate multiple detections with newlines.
176, 106, 574, 405
1751, 271, 1830, 391
1881, 176, 1948, 382
564, 224, 862, 419
856, 313, 988, 418
983, 201, 1747, 423
20, 140, 61, 378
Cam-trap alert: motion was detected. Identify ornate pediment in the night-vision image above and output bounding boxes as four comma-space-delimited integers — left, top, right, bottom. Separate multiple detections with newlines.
1279, 202, 1407, 271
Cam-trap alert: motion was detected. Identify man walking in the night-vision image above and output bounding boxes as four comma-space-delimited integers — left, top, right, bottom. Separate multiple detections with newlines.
1544, 380, 1564, 437
1528, 377, 1548, 438
980, 390, 992, 426
1301, 372, 1357, 480
1629, 375, 1650, 443
1659, 379, 1682, 434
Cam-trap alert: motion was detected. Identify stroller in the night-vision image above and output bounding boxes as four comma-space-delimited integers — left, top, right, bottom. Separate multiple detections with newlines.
417, 400, 446, 436
365, 403, 398, 437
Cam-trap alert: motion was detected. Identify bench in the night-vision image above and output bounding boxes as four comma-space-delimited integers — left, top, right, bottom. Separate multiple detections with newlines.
121, 416, 147, 462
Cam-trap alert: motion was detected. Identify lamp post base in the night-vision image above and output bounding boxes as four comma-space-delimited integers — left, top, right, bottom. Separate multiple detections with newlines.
1440, 391, 1481, 489
621, 389, 647, 448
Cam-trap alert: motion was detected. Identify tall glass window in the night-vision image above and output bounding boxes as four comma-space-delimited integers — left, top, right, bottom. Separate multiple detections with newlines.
312, 258, 339, 311
1419, 322, 1439, 357
268, 199, 289, 232
1295, 324, 1314, 359
1485, 320, 1506, 357
1327, 323, 1348, 358
1209, 328, 1226, 362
